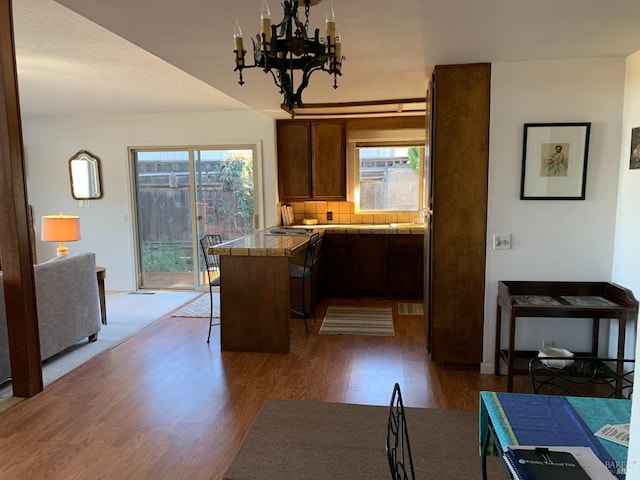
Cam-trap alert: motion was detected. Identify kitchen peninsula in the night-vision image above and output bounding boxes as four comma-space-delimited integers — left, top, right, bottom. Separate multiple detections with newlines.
210, 223, 425, 353
209, 228, 319, 354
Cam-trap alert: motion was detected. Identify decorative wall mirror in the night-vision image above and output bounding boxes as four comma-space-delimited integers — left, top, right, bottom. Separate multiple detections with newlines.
69, 150, 103, 199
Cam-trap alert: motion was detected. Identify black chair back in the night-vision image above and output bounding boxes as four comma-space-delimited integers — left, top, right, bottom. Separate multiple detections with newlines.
529, 356, 634, 399
200, 234, 222, 286
303, 232, 320, 272
386, 383, 415, 480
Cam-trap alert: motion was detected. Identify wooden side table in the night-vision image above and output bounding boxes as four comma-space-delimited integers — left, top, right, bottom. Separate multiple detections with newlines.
494, 281, 638, 392
96, 266, 107, 325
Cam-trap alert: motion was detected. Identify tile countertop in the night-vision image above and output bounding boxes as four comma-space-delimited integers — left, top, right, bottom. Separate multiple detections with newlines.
292, 223, 426, 235
210, 224, 425, 258
209, 229, 319, 257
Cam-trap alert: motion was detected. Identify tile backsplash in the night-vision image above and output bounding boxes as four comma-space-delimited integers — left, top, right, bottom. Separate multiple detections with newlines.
278, 201, 422, 226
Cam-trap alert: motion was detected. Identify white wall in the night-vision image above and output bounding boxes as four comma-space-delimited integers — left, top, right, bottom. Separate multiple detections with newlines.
484, 58, 627, 373
22, 110, 277, 292
613, 50, 640, 480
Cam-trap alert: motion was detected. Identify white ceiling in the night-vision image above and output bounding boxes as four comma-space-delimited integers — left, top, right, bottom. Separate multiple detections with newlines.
12, 0, 640, 119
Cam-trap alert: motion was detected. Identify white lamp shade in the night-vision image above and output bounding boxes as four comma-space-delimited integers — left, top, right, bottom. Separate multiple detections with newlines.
41, 214, 81, 242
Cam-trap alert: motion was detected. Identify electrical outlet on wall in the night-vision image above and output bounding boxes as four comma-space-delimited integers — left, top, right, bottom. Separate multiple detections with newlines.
493, 233, 512, 250
542, 340, 554, 349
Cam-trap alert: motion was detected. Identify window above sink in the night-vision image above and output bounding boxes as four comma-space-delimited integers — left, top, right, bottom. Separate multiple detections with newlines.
347, 128, 426, 215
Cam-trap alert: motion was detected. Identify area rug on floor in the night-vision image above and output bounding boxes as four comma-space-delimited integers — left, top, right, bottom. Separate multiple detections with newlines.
319, 306, 394, 336
223, 399, 508, 480
171, 292, 220, 318
0, 290, 199, 400
398, 302, 424, 315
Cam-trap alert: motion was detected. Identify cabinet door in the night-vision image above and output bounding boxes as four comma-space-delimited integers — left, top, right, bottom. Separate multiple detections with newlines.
311, 121, 345, 200
430, 63, 490, 366
277, 121, 311, 201
323, 234, 351, 296
350, 235, 387, 295
388, 235, 424, 298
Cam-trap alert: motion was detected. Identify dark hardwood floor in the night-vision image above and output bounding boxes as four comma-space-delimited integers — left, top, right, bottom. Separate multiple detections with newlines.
0, 296, 518, 479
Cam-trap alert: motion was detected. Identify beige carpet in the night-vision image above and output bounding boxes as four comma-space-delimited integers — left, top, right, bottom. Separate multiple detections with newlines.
224, 399, 509, 480
319, 305, 394, 336
171, 293, 220, 318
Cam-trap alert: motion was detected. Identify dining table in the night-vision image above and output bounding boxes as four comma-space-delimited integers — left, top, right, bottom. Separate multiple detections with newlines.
479, 391, 631, 479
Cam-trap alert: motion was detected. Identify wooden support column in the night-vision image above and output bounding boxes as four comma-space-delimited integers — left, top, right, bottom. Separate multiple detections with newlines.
0, 0, 43, 397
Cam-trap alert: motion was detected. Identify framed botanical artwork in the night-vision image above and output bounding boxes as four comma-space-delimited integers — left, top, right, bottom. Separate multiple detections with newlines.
630, 126, 640, 170
520, 122, 591, 200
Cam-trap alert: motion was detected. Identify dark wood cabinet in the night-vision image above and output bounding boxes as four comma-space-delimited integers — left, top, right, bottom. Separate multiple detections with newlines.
388, 235, 423, 298
350, 235, 387, 296
427, 63, 490, 367
276, 120, 346, 201
323, 234, 350, 296
311, 122, 345, 198
276, 122, 310, 200
324, 233, 423, 298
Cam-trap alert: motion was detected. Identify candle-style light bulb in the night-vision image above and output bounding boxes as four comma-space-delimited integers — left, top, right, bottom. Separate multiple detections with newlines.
261, 0, 272, 49
234, 19, 243, 43
326, 5, 336, 47
233, 19, 244, 62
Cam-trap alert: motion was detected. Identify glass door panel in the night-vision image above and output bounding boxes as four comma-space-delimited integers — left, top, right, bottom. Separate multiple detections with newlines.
133, 147, 256, 290
194, 149, 256, 288
133, 150, 195, 289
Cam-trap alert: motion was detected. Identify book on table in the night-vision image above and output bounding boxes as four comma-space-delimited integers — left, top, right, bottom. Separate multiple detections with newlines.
503, 447, 593, 480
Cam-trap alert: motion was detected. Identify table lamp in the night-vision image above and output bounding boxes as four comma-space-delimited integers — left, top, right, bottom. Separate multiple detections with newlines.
41, 213, 81, 257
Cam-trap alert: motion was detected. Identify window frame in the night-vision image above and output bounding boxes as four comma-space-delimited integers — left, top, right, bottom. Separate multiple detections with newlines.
347, 129, 426, 214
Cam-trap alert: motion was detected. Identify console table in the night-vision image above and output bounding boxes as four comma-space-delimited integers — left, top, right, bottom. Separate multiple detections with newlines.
494, 281, 638, 392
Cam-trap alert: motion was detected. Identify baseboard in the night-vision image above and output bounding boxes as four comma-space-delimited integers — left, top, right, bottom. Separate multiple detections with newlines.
480, 362, 494, 375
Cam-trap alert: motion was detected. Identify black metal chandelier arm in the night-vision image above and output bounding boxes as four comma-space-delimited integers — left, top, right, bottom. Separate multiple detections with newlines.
274, 0, 298, 38
265, 68, 284, 93
276, 69, 291, 97
294, 62, 325, 104
252, 36, 263, 66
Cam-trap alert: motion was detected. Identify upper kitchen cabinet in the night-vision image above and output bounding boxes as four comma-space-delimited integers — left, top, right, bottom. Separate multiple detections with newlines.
277, 120, 346, 201
276, 121, 310, 200
311, 122, 345, 198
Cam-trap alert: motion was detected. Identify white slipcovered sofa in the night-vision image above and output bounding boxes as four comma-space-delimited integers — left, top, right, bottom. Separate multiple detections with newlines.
0, 252, 102, 383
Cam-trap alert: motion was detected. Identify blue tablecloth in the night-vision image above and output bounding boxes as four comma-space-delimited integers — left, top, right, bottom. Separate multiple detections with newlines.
480, 391, 631, 479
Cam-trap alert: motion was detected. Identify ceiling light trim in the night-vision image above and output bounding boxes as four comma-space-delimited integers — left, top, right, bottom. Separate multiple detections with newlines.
280, 98, 426, 118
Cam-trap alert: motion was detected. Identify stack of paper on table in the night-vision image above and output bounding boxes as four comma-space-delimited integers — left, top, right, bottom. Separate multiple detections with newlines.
503, 446, 616, 479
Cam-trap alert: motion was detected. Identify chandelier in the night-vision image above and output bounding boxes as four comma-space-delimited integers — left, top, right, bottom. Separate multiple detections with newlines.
233, 0, 343, 116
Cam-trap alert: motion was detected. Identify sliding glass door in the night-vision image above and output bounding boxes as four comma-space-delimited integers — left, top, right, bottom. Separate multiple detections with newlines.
132, 147, 257, 289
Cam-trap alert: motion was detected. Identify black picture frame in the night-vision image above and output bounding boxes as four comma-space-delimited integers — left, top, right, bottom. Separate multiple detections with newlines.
520, 123, 591, 200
